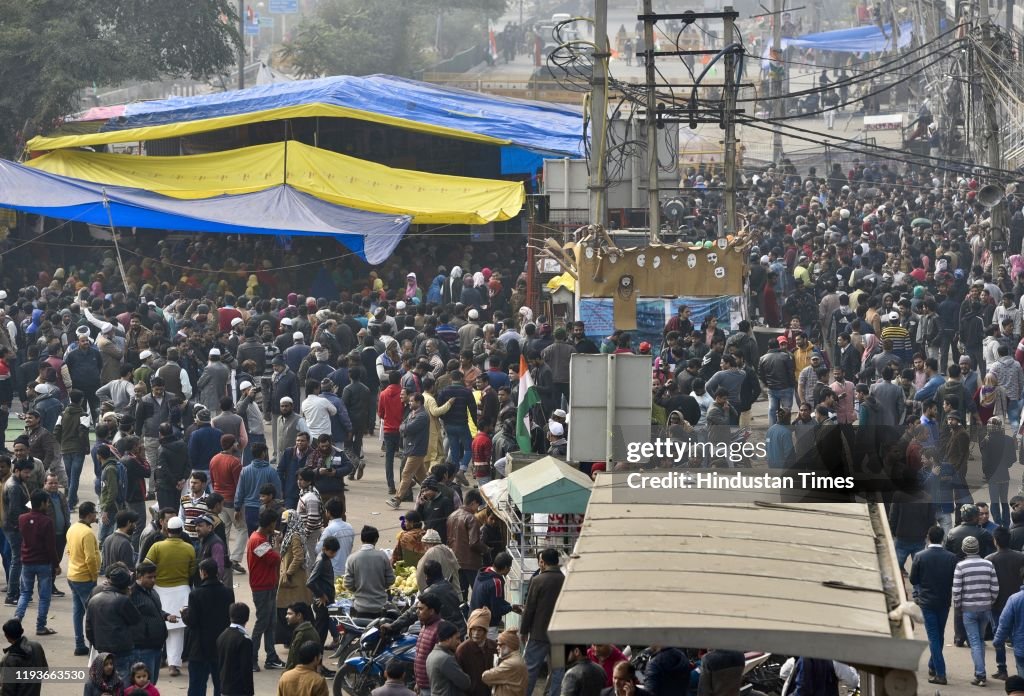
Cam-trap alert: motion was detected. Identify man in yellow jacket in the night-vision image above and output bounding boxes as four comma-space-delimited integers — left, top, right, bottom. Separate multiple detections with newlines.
65, 500, 100, 656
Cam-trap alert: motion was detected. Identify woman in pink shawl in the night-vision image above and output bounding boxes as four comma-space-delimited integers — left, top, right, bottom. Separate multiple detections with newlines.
405, 272, 420, 301
1009, 254, 1024, 283
861, 333, 881, 373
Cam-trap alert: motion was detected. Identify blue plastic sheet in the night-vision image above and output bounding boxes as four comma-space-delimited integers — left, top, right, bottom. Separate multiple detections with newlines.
0, 160, 409, 264
782, 22, 913, 53
109, 75, 586, 157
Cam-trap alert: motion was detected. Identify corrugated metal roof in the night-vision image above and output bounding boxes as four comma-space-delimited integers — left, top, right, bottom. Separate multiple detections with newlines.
508, 456, 593, 514
546, 474, 926, 671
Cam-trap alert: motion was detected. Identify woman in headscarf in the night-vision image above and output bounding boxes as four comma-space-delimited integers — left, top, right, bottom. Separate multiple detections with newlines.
84, 652, 123, 696
427, 271, 446, 305
487, 278, 507, 316
442, 265, 463, 305
275, 509, 311, 646
473, 271, 486, 289
405, 272, 420, 302
974, 372, 1008, 429
860, 333, 881, 379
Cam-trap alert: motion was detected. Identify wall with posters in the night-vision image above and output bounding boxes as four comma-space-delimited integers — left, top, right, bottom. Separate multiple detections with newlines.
578, 295, 735, 354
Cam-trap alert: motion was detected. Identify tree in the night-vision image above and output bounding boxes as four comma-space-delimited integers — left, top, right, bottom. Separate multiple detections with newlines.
279, 0, 507, 79
0, 0, 240, 157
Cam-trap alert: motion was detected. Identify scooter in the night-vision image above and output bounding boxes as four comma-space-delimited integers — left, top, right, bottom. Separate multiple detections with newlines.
332, 624, 418, 696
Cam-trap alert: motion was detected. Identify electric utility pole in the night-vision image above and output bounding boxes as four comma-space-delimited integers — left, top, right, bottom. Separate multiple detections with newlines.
589, 0, 610, 228
643, 0, 660, 242
771, 0, 784, 163
723, 8, 738, 237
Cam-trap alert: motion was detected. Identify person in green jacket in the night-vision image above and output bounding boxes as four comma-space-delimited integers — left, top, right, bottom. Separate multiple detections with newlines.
53, 389, 91, 508
283, 602, 320, 671
96, 444, 121, 547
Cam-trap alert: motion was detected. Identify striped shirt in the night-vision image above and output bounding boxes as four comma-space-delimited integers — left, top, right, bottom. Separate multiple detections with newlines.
953, 555, 1000, 612
178, 492, 211, 540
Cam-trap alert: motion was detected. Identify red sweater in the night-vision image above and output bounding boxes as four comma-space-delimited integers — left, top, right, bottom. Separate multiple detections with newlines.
20, 511, 58, 567
377, 384, 405, 434
209, 452, 242, 502
414, 615, 441, 689
246, 530, 281, 591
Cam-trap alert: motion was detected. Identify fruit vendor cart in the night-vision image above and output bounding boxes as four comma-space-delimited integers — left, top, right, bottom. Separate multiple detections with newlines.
502, 456, 593, 630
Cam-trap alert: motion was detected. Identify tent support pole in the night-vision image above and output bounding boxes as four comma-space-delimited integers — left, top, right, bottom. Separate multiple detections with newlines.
101, 190, 130, 295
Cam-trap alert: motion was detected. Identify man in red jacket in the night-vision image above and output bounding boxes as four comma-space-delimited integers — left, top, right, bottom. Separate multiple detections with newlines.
376, 371, 405, 496
16, 490, 59, 635
412, 593, 443, 694
245, 508, 285, 670
209, 434, 246, 574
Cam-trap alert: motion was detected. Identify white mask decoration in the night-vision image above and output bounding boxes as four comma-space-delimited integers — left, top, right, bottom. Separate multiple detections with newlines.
707, 252, 718, 266
687, 254, 697, 269
714, 266, 726, 279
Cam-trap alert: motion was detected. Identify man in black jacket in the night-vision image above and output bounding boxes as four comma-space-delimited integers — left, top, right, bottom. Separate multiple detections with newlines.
155, 423, 190, 512
182, 559, 233, 696
217, 603, 254, 696
384, 559, 467, 639
0, 618, 47, 696
133, 377, 180, 495
946, 504, 996, 558
910, 525, 958, 685
987, 526, 1024, 680
521, 548, 565, 696
130, 560, 177, 685
85, 563, 142, 680
306, 536, 339, 646
889, 489, 937, 573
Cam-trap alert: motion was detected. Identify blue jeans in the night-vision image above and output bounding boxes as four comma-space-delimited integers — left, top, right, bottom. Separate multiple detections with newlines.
524, 638, 564, 696
964, 609, 993, 678
64, 452, 86, 507
0, 528, 10, 578
768, 388, 794, 426
383, 432, 400, 490
15, 563, 52, 631
187, 657, 221, 696
132, 647, 162, 685
98, 515, 115, 548
922, 606, 949, 678
989, 480, 1011, 527
245, 505, 261, 534
894, 539, 924, 574
445, 424, 473, 471
68, 579, 96, 650
995, 606, 1007, 672
5, 530, 22, 603
113, 654, 134, 688
1009, 399, 1022, 429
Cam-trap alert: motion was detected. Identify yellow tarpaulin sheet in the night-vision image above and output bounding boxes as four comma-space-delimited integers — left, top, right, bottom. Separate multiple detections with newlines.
26, 141, 524, 225
26, 103, 510, 152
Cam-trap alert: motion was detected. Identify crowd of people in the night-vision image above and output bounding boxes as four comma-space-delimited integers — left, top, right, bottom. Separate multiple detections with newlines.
1, 147, 1024, 695
0, 229, 658, 696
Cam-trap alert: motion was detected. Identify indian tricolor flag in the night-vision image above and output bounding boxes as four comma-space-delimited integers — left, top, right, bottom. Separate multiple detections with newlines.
516, 354, 541, 453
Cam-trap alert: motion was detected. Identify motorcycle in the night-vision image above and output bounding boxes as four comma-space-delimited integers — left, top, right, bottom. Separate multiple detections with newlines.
332, 624, 418, 696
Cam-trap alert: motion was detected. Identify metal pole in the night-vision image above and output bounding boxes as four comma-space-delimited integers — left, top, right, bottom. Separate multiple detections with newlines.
589, 0, 610, 228
238, 0, 246, 89
723, 8, 737, 237
643, 0, 660, 242
771, 0, 784, 163
605, 353, 616, 466
979, 0, 1006, 264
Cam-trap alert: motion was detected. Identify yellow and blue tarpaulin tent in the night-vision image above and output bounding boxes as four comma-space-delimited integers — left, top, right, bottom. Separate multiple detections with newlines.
27, 141, 525, 225
27, 74, 586, 157
0, 158, 410, 264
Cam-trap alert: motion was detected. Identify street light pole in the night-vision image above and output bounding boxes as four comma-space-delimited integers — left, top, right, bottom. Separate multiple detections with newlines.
238, 0, 246, 89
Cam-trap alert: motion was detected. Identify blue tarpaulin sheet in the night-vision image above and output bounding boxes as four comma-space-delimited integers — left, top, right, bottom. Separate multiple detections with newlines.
781, 22, 913, 53
106, 75, 586, 157
0, 160, 409, 264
